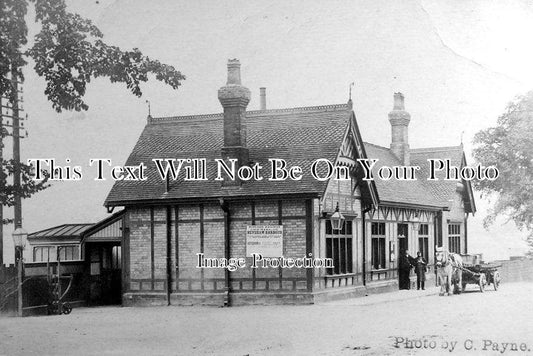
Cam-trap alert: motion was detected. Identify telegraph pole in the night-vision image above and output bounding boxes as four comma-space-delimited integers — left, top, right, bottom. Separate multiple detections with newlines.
0, 99, 3, 266
0, 68, 26, 265
11, 68, 22, 233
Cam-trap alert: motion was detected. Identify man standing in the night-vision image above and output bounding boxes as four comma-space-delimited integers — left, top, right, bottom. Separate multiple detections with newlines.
414, 251, 427, 290
398, 249, 413, 289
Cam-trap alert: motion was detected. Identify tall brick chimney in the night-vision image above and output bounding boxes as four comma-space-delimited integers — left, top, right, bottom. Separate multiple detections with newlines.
388, 92, 411, 165
218, 59, 251, 172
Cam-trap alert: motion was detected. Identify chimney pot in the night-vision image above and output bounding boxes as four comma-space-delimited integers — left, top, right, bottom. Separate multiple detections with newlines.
260, 87, 266, 110
227, 59, 242, 85
393, 92, 405, 110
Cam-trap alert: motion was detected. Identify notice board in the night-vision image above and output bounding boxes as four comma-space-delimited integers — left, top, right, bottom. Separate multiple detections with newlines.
245, 225, 283, 257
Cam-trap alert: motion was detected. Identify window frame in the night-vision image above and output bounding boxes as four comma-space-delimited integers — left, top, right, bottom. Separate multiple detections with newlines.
325, 219, 353, 275
418, 223, 429, 262
33, 244, 81, 262
57, 245, 81, 262
33, 246, 55, 263
448, 223, 461, 253
371, 222, 386, 270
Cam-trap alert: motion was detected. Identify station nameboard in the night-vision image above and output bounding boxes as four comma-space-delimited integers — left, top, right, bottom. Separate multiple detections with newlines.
246, 225, 283, 257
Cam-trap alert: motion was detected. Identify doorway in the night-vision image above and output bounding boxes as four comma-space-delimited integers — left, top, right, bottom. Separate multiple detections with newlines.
397, 223, 410, 289
398, 223, 409, 253
86, 243, 122, 305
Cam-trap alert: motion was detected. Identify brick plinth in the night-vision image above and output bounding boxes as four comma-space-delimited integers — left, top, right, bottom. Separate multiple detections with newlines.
122, 292, 168, 307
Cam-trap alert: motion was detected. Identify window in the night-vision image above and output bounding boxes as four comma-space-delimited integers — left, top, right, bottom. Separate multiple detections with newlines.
90, 248, 101, 275
112, 246, 121, 270
418, 224, 429, 262
448, 224, 461, 253
325, 220, 353, 275
102, 245, 121, 270
58, 246, 80, 261
33, 246, 56, 262
33, 245, 79, 262
371, 222, 386, 270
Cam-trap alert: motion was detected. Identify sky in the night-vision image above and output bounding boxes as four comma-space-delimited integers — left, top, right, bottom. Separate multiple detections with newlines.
2, 0, 533, 263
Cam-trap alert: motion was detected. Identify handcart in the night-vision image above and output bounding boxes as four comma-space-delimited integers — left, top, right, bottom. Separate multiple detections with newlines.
46, 255, 74, 315
46, 274, 73, 315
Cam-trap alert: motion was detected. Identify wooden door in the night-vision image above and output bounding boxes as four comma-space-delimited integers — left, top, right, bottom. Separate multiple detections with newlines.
87, 243, 121, 305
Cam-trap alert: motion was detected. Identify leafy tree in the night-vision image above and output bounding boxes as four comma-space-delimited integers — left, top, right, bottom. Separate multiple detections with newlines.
0, 0, 185, 222
0, 154, 49, 224
472, 91, 533, 252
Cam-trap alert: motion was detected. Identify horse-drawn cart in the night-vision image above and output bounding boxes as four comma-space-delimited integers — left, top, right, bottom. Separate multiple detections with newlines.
460, 254, 502, 292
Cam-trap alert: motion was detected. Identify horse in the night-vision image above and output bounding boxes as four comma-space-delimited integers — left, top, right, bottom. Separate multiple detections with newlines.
435, 247, 463, 296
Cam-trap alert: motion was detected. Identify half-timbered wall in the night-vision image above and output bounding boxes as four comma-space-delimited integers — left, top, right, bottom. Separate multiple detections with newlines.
123, 198, 315, 305
318, 177, 364, 289
365, 206, 436, 282
127, 207, 168, 293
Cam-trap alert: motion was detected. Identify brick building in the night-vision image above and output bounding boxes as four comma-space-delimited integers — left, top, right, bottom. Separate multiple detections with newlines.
105, 59, 475, 306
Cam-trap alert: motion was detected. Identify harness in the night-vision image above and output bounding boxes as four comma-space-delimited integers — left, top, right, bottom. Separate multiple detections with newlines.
436, 253, 449, 268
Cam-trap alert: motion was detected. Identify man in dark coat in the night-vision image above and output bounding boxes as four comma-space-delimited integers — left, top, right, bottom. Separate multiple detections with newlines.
398, 249, 413, 289
414, 251, 428, 290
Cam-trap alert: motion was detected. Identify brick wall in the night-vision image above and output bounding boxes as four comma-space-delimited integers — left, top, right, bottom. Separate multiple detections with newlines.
128, 208, 151, 281
496, 258, 533, 283
124, 198, 312, 304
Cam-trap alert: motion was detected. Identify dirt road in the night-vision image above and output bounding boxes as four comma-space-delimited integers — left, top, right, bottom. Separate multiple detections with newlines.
1, 283, 532, 355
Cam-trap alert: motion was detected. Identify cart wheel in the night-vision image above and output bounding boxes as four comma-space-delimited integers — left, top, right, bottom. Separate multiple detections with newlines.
493, 271, 501, 291
479, 273, 486, 293
62, 302, 72, 315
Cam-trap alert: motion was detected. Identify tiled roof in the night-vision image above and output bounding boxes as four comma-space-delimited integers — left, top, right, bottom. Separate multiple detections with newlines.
105, 102, 473, 211
410, 146, 470, 210
105, 104, 351, 205
363, 143, 445, 208
28, 224, 94, 240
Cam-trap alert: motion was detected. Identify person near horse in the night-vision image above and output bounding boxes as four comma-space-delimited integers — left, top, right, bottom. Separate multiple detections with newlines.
398, 249, 413, 289
414, 251, 427, 290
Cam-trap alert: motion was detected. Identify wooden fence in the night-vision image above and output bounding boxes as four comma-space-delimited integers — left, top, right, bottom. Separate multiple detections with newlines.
1, 261, 87, 316
0, 265, 18, 316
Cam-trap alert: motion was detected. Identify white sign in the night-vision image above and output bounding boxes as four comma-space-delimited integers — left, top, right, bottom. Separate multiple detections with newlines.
246, 225, 283, 257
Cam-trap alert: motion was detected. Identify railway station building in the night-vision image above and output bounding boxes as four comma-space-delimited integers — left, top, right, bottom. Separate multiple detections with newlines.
104, 59, 476, 306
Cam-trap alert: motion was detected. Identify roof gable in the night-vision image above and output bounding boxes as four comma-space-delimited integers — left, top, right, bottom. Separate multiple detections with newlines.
82, 210, 125, 243
333, 112, 379, 209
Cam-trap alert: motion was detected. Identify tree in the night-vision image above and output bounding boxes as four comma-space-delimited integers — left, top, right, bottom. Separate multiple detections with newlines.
0, 155, 48, 224
0, 0, 185, 222
472, 91, 533, 252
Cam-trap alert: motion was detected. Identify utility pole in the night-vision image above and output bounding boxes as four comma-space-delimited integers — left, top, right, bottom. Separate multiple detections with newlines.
11, 68, 22, 233
0, 69, 26, 265
0, 99, 4, 267
9, 68, 26, 317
